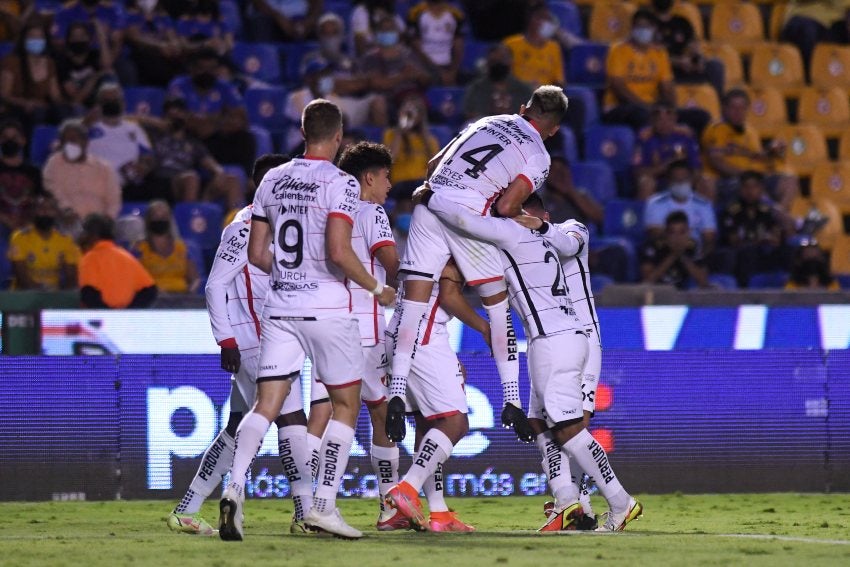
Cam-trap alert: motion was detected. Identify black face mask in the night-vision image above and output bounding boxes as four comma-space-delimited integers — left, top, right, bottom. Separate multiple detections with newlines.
192, 72, 217, 90
170, 117, 186, 131
101, 100, 122, 117
0, 139, 22, 158
148, 220, 171, 235
68, 41, 90, 55
82, 0, 99, 7
652, 0, 674, 13
487, 62, 510, 82
33, 215, 55, 231
798, 259, 827, 279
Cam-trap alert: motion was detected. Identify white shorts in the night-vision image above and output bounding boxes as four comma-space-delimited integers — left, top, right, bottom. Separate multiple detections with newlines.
404, 330, 468, 420
361, 342, 389, 407
582, 330, 602, 415
400, 204, 504, 286
257, 315, 364, 389
528, 331, 589, 428
281, 365, 331, 415
230, 352, 260, 414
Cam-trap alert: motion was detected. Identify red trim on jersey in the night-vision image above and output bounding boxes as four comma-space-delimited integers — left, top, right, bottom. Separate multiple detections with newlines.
323, 378, 363, 390
328, 211, 354, 225
364, 395, 387, 408
516, 174, 534, 193
243, 266, 261, 339
369, 240, 395, 255
467, 275, 504, 286
218, 337, 238, 349
481, 192, 500, 216
425, 409, 462, 421
370, 255, 380, 343
302, 155, 329, 161
421, 298, 441, 346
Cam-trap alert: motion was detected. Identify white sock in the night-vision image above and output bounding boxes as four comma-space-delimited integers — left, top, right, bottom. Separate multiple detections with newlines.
306, 432, 322, 482
389, 299, 430, 400
536, 432, 577, 508
228, 412, 270, 493
403, 428, 453, 492
370, 444, 399, 511
483, 299, 520, 406
564, 429, 629, 514
424, 462, 448, 513
278, 425, 313, 521
175, 430, 235, 514
313, 420, 355, 514
569, 452, 595, 517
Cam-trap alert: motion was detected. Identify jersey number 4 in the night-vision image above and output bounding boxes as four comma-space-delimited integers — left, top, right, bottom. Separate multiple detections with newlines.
459, 144, 503, 179
278, 219, 303, 269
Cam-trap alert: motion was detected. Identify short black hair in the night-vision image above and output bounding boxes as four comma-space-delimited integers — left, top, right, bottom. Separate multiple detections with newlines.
665, 210, 689, 227
189, 47, 220, 65
522, 192, 546, 212
525, 85, 569, 124
0, 117, 25, 136
252, 153, 290, 187
337, 141, 393, 181
722, 88, 750, 106
740, 170, 765, 185
632, 7, 658, 27
302, 99, 343, 144
666, 159, 692, 176
81, 213, 116, 241
163, 95, 188, 112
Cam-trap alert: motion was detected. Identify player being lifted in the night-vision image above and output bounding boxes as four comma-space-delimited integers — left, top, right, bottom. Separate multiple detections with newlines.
386, 86, 570, 445
429, 192, 643, 532
218, 100, 395, 541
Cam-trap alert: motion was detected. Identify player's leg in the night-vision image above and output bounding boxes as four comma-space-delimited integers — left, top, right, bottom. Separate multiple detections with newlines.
306, 374, 331, 482
273, 373, 314, 532
572, 337, 602, 519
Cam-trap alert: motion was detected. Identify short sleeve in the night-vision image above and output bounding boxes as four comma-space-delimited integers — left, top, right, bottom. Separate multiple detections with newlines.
657, 49, 673, 82
7, 232, 24, 262
364, 205, 395, 254
251, 181, 270, 222
519, 151, 551, 193
133, 257, 155, 290
327, 172, 360, 225
700, 202, 718, 232
61, 237, 81, 265
606, 44, 628, 78
644, 200, 666, 228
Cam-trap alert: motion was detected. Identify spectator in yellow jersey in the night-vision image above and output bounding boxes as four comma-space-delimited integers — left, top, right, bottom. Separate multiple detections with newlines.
407, 0, 465, 86
502, 4, 563, 88
133, 200, 199, 294
383, 93, 440, 198
8, 192, 79, 290
781, 0, 850, 81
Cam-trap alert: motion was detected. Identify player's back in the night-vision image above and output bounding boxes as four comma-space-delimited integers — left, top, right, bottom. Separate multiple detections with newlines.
555, 220, 600, 343
429, 113, 550, 215
252, 156, 361, 319
350, 201, 395, 346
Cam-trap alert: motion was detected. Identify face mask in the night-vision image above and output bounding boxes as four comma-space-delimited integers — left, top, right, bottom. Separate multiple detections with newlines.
487, 62, 510, 82
652, 0, 674, 13
669, 182, 693, 200
320, 35, 343, 55
317, 75, 335, 96
632, 26, 655, 45
538, 20, 558, 40
101, 100, 122, 118
138, 0, 157, 12
148, 220, 171, 235
192, 72, 217, 90
68, 41, 90, 55
0, 139, 22, 158
25, 38, 46, 55
33, 215, 55, 231
375, 31, 398, 47
170, 116, 186, 131
394, 213, 411, 232
63, 142, 83, 162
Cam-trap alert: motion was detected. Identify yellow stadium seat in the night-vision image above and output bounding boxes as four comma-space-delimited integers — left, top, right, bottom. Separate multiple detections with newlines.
830, 235, 850, 276
790, 196, 842, 251
772, 124, 829, 177
702, 42, 745, 89
746, 86, 787, 138
749, 42, 805, 98
672, 1, 704, 40
811, 161, 850, 215
768, 2, 788, 40
709, 1, 764, 54
811, 43, 850, 89
798, 86, 850, 139
676, 84, 721, 120
589, 1, 637, 43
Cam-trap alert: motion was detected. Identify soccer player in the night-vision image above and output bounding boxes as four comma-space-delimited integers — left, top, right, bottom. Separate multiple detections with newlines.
427, 193, 643, 533
386, 85, 569, 446
219, 100, 396, 541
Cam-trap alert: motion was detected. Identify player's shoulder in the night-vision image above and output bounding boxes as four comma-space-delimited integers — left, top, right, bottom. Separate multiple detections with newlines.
230, 205, 254, 226
557, 219, 589, 236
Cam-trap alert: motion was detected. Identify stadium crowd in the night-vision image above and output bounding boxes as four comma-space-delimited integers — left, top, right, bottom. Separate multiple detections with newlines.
2, 0, 850, 302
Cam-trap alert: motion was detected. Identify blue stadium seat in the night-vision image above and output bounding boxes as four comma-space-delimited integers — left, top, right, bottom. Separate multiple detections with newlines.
124, 86, 165, 117
0, 232, 11, 289
748, 271, 790, 289
594, 236, 638, 282
30, 125, 58, 166
589, 273, 614, 293
250, 125, 273, 158
120, 201, 149, 217
555, 126, 579, 164
461, 40, 495, 75
222, 165, 247, 195
548, 0, 583, 37
279, 42, 319, 84
708, 274, 738, 289
426, 87, 466, 126
173, 202, 224, 252
838, 274, 850, 289
567, 43, 608, 88
0, 42, 12, 59
219, 0, 243, 39
245, 86, 288, 131
603, 198, 644, 240
429, 125, 456, 148
325, 0, 353, 23
359, 126, 385, 143
564, 85, 599, 130
184, 239, 208, 293
571, 161, 617, 204
584, 124, 635, 174
232, 43, 282, 84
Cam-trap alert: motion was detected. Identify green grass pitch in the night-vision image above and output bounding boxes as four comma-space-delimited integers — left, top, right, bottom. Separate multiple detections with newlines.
1, 494, 849, 566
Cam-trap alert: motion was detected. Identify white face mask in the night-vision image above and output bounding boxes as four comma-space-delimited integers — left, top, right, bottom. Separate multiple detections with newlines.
669, 182, 693, 200
138, 0, 157, 13
63, 142, 83, 162
317, 75, 335, 96
632, 26, 655, 45
538, 19, 558, 40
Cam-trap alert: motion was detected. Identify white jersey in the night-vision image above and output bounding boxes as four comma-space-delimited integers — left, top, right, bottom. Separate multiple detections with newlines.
429, 113, 550, 216
350, 202, 396, 346
252, 156, 361, 319
204, 206, 268, 354
387, 281, 450, 345
553, 220, 601, 344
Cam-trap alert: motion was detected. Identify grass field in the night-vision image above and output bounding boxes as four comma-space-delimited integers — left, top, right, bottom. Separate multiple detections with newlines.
1, 494, 849, 566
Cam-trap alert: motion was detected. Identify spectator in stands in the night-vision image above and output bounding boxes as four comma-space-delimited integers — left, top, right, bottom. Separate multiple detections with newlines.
0, 1, 24, 43
632, 103, 702, 200
0, 119, 42, 235
502, 3, 563, 88
351, 0, 406, 57
781, 0, 850, 81
701, 88, 796, 210
542, 155, 603, 226
167, 48, 255, 176
718, 170, 788, 288
174, 0, 234, 57
132, 199, 199, 293
43, 119, 122, 224
785, 239, 839, 290
56, 22, 116, 108
124, 0, 183, 87
644, 160, 716, 254
78, 212, 157, 307
87, 83, 157, 202
463, 43, 532, 122
649, 0, 723, 96
383, 92, 439, 198
0, 18, 68, 128
8, 192, 79, 290
640, 210, 709, 289
407, 0, 465, 86
247, 0, 323, 42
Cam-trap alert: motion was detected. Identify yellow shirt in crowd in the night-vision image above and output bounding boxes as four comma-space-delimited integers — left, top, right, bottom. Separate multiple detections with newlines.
133, 239, 190, 293
7, 227, 80, 289
502, 34, 564, 87
700, 121, 767, 177
383, 129, 440, 184
604, 41, 673, 110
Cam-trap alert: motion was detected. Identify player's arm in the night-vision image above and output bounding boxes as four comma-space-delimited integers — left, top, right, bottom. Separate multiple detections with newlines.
374, 244, 399, 288
247, 217, 273, 274
431, 203, 522, 249
328, 216, 395, 306
437, 262, 490, 343
514, 216, 585, 259
206, 224, 250, 352
367, 207, 399, 286
494, 175, 535, 218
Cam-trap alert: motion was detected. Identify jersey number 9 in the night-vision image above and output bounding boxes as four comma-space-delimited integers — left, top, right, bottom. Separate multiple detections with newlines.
278, 219, 303, 269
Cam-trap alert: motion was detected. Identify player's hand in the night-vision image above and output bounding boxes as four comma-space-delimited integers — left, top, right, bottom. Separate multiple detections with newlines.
385, 396, 407, 442
412, 183, 433, 206
220, 346, 241, 374
501, 403, 534, 443
513, 214, 544, 230
377, 285, 396, 306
